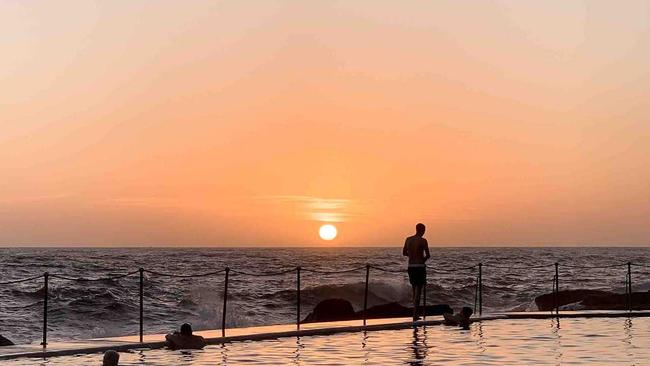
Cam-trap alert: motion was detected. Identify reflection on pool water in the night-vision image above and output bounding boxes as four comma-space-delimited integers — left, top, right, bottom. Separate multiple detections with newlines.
9, 317, 650, 365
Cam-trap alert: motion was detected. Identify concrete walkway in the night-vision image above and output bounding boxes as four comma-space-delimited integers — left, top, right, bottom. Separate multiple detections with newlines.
1, 310, 649, 361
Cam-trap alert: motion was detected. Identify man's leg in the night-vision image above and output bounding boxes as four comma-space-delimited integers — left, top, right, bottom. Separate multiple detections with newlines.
411, 285, 417, 319
413, 285, 422, 320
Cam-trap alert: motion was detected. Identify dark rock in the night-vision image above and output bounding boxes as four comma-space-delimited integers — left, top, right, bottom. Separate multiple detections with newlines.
357, 302, 453, 319
535, 289, 650, 311
30, 287, 47, 298
358, 302, 411, 318
535, 290, 609, 311
302, 299, 454, 323
419, 304, 454, 317
0, 334, 14, 346
302, 298, 356, 323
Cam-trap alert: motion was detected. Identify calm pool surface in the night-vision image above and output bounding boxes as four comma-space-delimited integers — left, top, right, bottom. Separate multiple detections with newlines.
9, 317, 650, 365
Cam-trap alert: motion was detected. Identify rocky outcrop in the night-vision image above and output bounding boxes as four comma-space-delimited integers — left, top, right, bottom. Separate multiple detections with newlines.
535, 289, 650, 311
0, 334, 14, 346
359, 302, 411, 319
536, 290, 609, 311
302, 299, 453, 323
359, 302, 453, 319
302, 298, 357, 323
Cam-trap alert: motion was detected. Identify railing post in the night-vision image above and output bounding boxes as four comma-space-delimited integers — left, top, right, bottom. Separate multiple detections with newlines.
552, 273, 557, 314
296, 266, 301, 330
478, 263, 483, 316
363, 264, 370, 326
41, 272, 48, 347
222, 267, 230, 337
628, 262, 632, 312
554, 262, 560, 315
474, 274, 479, 315
139, 267, 144, 343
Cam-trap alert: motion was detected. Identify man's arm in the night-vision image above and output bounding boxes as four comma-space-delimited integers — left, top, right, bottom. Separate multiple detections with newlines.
402, 238, 409, 256
165, 333, 175, 349
196, 335, 207, 348
423, 239, 431, 261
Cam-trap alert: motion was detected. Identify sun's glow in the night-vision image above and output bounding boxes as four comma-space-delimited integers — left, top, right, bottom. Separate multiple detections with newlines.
319, 224, 338, 241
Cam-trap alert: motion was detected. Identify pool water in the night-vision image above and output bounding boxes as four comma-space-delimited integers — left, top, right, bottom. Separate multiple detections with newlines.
9, 317, 650, 365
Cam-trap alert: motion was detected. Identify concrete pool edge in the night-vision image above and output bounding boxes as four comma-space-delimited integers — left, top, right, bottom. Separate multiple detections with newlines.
2, 311, 650, 361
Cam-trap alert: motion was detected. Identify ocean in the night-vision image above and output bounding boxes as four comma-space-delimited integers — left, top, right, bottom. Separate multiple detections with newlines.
1, 247, 648, 344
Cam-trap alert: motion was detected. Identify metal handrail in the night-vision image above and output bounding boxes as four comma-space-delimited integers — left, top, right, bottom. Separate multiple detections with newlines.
0, 260, 638, 347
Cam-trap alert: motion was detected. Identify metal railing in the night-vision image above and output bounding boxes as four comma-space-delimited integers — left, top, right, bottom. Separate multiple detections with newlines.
0, 260, 642, 347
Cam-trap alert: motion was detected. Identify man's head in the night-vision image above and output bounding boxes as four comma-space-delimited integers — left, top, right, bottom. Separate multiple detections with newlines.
102, 350, 119, 366
180, 323, 193, 336
415, 223, 426, 236
461, 307, 473, 318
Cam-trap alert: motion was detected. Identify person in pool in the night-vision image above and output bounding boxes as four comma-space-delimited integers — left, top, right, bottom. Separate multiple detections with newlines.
443, 307, 473, 330
403, 223, 431, 321
165, 323, 206, 350
102, 350, 119, 366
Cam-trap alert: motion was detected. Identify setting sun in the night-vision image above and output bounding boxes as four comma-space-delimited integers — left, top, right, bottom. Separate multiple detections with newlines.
319, 224, 338, 241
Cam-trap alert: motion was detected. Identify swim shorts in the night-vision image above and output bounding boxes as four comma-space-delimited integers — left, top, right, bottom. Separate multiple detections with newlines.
407, 266, 427, 286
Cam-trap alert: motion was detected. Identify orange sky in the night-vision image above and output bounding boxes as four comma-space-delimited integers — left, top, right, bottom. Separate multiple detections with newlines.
2, 1, 650, 246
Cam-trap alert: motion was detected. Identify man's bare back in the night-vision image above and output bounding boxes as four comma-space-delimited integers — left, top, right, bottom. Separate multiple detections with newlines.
403, 235, 430, 266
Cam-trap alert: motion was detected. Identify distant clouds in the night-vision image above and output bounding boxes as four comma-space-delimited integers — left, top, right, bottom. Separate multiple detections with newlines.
257, 195, 357, 223
0, 194, 70, 204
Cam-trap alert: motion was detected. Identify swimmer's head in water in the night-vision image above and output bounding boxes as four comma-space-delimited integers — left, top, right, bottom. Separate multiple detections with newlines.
415, 223, 426, 236
180, 323, 193, 336
461, 307, 473, 318
103, 350, 119, 366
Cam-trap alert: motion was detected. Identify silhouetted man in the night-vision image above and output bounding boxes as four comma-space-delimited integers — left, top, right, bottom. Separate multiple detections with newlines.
443, 306, 473, 330
103, 350, 120, 366
403, 223, 430, 321
165, 323, 206, 350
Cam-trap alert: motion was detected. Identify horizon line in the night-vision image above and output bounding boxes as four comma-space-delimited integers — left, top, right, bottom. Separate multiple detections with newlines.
1, 244, 649, 249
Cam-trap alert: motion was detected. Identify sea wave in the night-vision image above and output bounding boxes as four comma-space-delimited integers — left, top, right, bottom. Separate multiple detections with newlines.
0, 247, 647, 344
